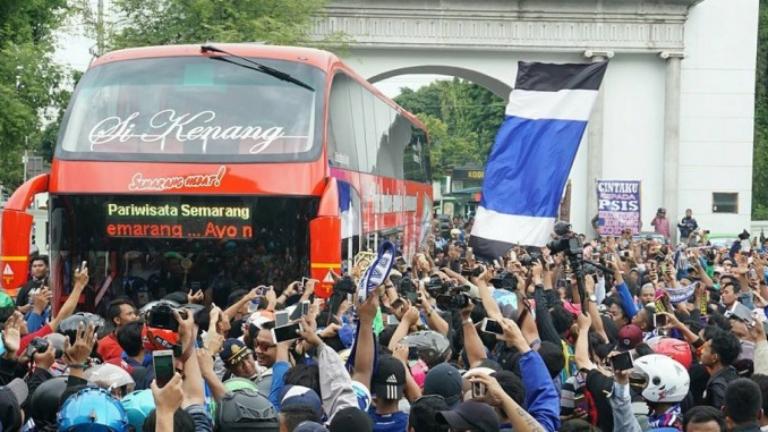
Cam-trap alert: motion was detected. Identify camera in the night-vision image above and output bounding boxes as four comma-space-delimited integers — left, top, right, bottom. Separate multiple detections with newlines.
147, 304, 187, 332
490, 271, 516, 290
436, 292, 471, 310
425, 275, 451, 295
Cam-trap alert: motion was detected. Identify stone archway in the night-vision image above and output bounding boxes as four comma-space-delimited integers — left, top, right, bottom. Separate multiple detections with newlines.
368, 65, 512, 100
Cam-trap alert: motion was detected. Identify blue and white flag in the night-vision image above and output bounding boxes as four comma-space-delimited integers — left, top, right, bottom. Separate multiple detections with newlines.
338, 181, 359, 239
470, 61, 608, 258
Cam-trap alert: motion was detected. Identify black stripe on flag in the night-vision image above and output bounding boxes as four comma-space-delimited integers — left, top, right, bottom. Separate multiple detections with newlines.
469, 235, 516, 262
515, 61, 608, 92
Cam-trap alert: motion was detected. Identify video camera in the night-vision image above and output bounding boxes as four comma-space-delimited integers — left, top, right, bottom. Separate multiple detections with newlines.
490, 271, 516, 291
435, 285, 472, 310
546, 222, 583, 257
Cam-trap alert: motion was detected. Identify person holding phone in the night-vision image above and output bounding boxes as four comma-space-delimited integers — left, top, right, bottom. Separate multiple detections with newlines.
15, 255, 49, 314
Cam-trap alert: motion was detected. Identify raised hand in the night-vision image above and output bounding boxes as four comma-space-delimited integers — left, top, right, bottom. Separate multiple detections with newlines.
63, 322, 96, 365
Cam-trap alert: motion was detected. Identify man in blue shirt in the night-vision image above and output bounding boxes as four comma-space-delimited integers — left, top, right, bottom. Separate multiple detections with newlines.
368, 355, 409, 432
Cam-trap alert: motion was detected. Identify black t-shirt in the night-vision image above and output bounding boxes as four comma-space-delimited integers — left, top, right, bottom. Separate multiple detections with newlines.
586, 369, 614, 432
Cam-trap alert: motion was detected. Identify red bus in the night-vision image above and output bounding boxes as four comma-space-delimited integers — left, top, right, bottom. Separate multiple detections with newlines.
0, 44, 433, 311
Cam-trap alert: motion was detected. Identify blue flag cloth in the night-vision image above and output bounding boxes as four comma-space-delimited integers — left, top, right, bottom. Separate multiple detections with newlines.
470, 61, 608, 258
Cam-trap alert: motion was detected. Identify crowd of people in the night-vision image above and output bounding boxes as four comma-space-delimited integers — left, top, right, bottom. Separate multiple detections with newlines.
2, 212, 768, 432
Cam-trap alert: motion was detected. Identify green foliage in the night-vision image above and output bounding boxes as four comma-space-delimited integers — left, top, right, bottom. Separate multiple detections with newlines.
104, 0, 332, 50
395, 78, 505, 180
0, 0, 70, 189
755, 1, 768, 218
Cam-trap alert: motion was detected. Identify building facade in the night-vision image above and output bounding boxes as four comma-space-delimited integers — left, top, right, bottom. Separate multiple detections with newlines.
311, 0, 759, 239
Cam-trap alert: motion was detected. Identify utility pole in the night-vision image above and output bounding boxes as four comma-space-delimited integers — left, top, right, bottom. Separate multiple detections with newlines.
96, 0, 105, 56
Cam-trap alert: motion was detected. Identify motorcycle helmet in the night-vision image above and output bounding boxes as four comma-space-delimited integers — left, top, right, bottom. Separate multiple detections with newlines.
85, 363, 136, 396
58, 313, 105, 344
143, 323, 179, 351
217, 388, 278, 431
139, 299, 180, 319
401, 330, 451, 367
28, 376, 67, 425
0, 292, 15, 308
224, 378, 258, 393
630, 354, 690, 403
647, 337, 693, 369
58, 387, 130, 432
121, 389, 155, 431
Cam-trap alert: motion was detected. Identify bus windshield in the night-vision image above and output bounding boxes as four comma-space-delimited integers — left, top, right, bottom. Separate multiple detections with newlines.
56, 56, 325, 162
49, 194, 318, 311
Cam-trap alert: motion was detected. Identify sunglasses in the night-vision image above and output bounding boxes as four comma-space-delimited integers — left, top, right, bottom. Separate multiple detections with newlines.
255, 341, 276, 351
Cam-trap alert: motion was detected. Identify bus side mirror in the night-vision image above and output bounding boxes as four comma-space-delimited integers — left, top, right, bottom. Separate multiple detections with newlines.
309, 216, 341, 299
0, 209, 33, 295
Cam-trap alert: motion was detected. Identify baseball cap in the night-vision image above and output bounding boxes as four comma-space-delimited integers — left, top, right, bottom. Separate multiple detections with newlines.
372, 356, 405, 400
423, 363, 463, 407
618, 324, 643, 351
221, 339, 252, 367
0, 378, 29, 430
329, 407, 372, 432
295, 421, 328, 432
280, 385, 323, 419
436, 400, 500, 432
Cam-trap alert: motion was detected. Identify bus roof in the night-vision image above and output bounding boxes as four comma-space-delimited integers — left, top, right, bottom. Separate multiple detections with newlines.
89, 43, 426, 131
92, 43, 339, 70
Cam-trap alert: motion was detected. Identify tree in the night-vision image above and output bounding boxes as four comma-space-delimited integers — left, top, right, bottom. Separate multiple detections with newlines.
99, 0, 335, 51
395, 78, 505, 180
754, 0, 768, 219
0, 0, 71, 188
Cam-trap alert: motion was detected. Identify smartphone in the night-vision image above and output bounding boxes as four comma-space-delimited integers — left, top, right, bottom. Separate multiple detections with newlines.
271, 322, 303, 344
153, 350, 175, 388
80, 260, 88, 272
471, 381, 486, 399
300, 277, 310, 292
610, 351, 634, 371
573, 394, 589, 412
387, 315, 399, 325
275, 310, 290, 327
654, 313, 668, 328
480, 319, 504, 335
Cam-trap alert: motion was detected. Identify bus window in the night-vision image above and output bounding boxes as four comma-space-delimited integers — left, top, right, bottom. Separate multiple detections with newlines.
328, 74, 360, 171
57, 57, 325, 163
48, 195, 318, 312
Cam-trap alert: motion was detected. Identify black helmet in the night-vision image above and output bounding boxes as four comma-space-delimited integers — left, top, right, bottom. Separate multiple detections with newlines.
139, 299, 180, 318
401, 330, 451, 367
217, 389, 278, 431
57, 312, 105, 344
28, 376, 67, 424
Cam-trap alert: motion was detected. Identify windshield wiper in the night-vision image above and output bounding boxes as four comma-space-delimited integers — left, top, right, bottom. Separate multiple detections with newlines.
201, 44, 314, 92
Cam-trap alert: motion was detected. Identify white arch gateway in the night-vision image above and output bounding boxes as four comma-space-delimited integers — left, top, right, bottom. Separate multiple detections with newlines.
310, 0, 758, 238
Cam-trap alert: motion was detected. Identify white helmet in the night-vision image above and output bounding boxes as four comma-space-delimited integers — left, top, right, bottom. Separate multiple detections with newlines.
630, 354, 690, 403
85, 363, 136, 393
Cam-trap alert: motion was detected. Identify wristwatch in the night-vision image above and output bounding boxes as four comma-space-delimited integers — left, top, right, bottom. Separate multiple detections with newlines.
588, 294, 597, 303
463, 317, 473, 326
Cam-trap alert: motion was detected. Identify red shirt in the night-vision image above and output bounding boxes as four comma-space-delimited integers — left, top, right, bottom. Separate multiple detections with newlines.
19, 324, 53, 355
97, 333, 124, 361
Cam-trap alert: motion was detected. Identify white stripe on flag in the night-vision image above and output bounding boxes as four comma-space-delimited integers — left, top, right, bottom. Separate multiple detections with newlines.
505, 89, 598, 121
471, 206, 555, 247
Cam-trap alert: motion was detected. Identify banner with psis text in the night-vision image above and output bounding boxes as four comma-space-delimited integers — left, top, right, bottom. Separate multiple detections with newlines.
596, 180, 641, 236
